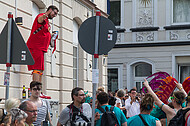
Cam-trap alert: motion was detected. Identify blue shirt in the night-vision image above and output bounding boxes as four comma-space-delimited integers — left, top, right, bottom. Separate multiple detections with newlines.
127, 114, 159, 126
95, 105, 127, 126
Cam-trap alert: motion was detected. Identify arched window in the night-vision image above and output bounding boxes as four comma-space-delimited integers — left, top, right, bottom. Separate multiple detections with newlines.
134, 62, 152, 92
135, 63, 152, 77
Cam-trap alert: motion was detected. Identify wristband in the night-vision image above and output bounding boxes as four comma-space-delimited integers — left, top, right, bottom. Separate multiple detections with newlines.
159, 103, 164, 109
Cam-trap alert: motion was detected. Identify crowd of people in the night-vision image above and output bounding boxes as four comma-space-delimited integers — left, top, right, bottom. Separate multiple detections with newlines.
0, 81, 51, 126
0, 79, 189, 126
0, 79, 190, 126
1, 1, 189, 126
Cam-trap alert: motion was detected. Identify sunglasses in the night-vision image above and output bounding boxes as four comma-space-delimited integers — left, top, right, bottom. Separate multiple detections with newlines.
32, 88, 41, 91
78, 94, 85, 96
25, 110, 39, 113
0, 109, 7, 123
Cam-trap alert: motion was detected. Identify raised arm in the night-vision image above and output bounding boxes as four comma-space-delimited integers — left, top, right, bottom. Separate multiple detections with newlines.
143, 78, 174, 115
38, 9, 52, 23
143, 79, 163, 107
175, 81, 187, 97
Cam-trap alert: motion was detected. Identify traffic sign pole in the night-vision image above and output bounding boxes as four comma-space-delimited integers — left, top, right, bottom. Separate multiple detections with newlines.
5, 12, 13, 100
91, 10, 101, 126
78, 9, 117, 126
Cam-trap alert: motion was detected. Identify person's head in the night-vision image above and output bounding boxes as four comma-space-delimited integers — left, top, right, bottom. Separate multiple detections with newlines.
108, 96, 116, 106
171, 91, 186, 106
140, 94, 154, 113
30, 81, 42, 98
0, 109, 11, 126
116, 89, 125, 99
97, 92, 109, 105
97, 87, 104, 92
71, 87, 86, 104
124, 93, 129, 100
10, 108, 27, 126
5, 98, 20, 112
19, 101, 37, 125
46, 5, 59, 19
130, 89, 137, 98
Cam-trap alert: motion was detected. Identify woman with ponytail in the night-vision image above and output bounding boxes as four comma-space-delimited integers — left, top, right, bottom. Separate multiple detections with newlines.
143, 79, 186, 126
127, 94, 161, 126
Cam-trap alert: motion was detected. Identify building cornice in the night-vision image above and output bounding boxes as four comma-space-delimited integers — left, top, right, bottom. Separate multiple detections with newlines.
164, 24, 190, 30
114, 41, 190, 48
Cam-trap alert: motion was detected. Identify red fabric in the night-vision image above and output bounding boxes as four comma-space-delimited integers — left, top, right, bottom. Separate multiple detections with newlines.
28, 49, 44, 71
27, 13, 51, 52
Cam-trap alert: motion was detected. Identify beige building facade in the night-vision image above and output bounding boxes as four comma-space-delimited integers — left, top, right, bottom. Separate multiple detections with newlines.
108, 0, 190, 92
0, 0, 108, 111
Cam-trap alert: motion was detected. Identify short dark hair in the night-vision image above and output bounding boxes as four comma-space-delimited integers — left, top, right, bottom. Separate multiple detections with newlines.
97, 92, 109, 105
108, 96, 116, 106
19, 101, 28, 111
30, 81, 42, 89
130, 89, 136, 93
47, 5, 59, 12
71, 87, 84, 101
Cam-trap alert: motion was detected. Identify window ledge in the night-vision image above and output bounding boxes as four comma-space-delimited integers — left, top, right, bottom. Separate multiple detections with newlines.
164, 25, 190, 30
130, 27, 159, 32
117, 28, 126, 33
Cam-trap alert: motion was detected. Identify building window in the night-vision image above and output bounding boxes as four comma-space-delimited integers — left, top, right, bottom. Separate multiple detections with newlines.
173, 0, 190, 23
73, 46, 78, 87
135, 63, 152, 77
179, 65, 190, 83
108, 68, 118, 92
134, 62, 152, 92
109, 0, 121, 26
73, 20, 79, 88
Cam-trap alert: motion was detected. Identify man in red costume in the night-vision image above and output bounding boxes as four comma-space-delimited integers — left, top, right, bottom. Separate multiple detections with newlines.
27, 5, 59, 82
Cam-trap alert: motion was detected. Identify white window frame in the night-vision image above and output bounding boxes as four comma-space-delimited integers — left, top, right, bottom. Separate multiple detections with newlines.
171, 0, 190, 25
127, 58, 155, 90
172, 53, 190, 81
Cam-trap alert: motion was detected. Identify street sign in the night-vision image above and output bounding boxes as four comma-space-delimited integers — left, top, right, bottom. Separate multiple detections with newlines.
0, 18, 34, 65
78, 16, 117, 55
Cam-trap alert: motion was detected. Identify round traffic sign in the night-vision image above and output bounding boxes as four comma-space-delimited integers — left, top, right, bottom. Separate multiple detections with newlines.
78, 16, 117, 55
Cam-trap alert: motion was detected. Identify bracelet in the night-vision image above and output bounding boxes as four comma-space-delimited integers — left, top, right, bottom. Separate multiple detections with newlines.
159, 103, 164, 109
178, 87, 183, 90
